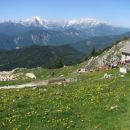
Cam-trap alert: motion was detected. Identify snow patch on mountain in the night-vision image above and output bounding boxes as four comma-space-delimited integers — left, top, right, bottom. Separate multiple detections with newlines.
18, 16, 49, 27
66, 18, 105, 27
14, 16, 111, 29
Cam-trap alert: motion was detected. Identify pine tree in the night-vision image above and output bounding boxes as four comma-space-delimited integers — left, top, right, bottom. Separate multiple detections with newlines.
56, 58, 63, 68
91, 48, 96, 56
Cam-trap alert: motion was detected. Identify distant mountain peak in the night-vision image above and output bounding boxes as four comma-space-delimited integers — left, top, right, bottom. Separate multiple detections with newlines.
63, 18, 108, 29
0, 16, 114, 29
16, 17, 109, 28
19, 16, 49, 27
67, 18, 104, 25
0, 16, 130, 51
31, 16, 43, 24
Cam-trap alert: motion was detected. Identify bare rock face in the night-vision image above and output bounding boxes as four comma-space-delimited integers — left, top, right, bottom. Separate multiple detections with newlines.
85, 40, 130, 70
0, 71, 16, 81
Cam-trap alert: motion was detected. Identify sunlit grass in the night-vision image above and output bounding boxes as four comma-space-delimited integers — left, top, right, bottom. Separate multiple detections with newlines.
0, 68, 130, 130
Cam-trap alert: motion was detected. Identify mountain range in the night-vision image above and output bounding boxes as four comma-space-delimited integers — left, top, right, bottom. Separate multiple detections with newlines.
0, 16, 130, 50
0, 16, 130, 70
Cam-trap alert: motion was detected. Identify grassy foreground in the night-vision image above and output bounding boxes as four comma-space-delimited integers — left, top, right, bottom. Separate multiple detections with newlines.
0, 68, 130, 130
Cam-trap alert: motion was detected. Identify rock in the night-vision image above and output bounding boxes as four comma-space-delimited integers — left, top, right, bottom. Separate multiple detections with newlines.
0, 71, 16, 81
83, 40, 130, 71
25, 73, 36, 79
110, 105, 118, 110
103, 73, 111, 79
77, 68, 86, 73
120, 67, 127, 74
120, 74, 125, 78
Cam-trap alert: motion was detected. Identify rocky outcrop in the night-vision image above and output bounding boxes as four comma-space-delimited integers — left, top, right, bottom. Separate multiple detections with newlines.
25, 73, 36, 79
84, 39, 130, 70
0, 71, 16, 81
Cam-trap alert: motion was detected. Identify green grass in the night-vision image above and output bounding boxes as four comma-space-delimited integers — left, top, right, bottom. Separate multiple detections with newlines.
0, 68, 130, 130
0, 65, 79, 87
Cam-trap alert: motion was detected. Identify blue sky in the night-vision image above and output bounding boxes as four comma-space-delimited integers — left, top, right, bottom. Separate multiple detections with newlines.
0, 0, 130, 27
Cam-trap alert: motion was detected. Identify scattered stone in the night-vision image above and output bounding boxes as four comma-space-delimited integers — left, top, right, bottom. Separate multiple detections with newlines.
110, 105, 118, 110
77, 68, 86, 73
103, 73, 112, 79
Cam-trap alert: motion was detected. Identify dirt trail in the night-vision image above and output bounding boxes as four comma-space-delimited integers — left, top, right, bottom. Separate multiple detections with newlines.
0, 77, 67, 89
0, 80, 48, 89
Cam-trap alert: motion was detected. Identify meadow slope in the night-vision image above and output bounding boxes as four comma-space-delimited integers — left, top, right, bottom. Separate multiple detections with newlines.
1, 68, 130, 130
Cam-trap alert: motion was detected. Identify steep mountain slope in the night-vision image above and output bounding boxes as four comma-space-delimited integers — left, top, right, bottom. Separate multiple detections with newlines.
0, 22, 40, 36
13, 29, 86, 47
81, 39, 130, 69
0, 28, 87, 50
0, 34, 16, 50
0, 45, 85, 71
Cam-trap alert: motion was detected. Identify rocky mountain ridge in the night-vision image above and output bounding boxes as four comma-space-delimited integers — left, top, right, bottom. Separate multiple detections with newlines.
0, 17, 130, 50
83, 39, 130, 70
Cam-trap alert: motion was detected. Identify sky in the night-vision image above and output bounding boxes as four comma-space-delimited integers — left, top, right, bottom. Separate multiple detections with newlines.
0, 0, 130, 27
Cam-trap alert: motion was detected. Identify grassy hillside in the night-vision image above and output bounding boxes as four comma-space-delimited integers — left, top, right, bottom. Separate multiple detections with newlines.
1, 68, 130, 130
